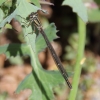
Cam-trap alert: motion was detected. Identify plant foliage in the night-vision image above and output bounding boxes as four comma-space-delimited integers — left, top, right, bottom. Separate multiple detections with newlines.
0, 0, 73, 100
62, 0, 88, 22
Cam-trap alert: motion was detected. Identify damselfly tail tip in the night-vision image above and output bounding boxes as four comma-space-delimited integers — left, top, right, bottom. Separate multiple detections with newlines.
68, 84, 72, 89
67, 81, 72, 89
69, 85, 72, 89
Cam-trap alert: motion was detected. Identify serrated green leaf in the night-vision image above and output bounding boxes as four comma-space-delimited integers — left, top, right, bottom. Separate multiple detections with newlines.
0, 0, 45, 27
16, 0, 44, 18
15, 44, 72, 100
0, 44, 72, 100
0, 12, 16, 27
16, 67, 72, 100
62, 0, 88, 23
36, 23, 58, 53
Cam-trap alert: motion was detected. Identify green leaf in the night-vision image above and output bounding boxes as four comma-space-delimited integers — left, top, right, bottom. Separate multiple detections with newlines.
0, 12, 16, 27
22, 25, 37, 52
62, 0, 88, 23
0, 44, 72, 100
0, 0, 6, 6
27, 33, 36, 52
16, 23, 72, 99
15, 43, 72, 100
36, 23, 58, 53
15, 0, 44, 18
0, 0, 45, 27
16, 68, 72, 100
21, 23, 58, 55
0, 44, 29, 58
30, 0, 41, 7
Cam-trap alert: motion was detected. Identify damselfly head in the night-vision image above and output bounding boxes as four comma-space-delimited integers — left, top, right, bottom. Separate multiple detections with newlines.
28, 12, 42, 29
29, 12, 38, 19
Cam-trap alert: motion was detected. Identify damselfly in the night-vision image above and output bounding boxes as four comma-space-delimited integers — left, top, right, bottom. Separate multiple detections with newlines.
27, 12, 72, 89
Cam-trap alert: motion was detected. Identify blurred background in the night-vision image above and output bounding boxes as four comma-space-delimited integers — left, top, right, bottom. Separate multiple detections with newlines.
0, 0, 100, 100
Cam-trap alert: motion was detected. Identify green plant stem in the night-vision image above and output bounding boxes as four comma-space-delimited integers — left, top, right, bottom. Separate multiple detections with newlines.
69, 17, 86, 100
